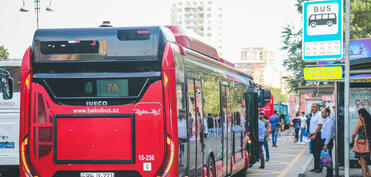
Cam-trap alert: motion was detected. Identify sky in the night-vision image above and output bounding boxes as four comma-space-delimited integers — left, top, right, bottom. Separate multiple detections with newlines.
0, 0, 301, 63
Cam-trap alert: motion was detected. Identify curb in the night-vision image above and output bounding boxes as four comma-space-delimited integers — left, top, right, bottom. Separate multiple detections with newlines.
298, 152, 313, 177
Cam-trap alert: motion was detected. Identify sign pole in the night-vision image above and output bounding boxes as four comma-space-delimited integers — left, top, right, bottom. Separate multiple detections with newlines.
344, 0, 351, 176
335, 81, 339, 177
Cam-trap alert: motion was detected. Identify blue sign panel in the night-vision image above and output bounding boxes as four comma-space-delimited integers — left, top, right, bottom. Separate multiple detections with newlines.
0, 142, 15, 148
303, 0, 343, 61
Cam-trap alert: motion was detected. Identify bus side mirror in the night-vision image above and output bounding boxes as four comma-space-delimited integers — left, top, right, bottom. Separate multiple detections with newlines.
258, 88, 271, 108
2, 77, 13, 100
257, 88, 265, 107
264, 88, 271, 102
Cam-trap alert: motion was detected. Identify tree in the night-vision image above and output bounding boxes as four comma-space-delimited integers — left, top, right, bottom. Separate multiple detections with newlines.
265, 85, 289, 103
281, 0, 306, 94
350, 0, 371, 39
281, 0, 371, 94
281, 24, 305, 94
0, 45, 9, 60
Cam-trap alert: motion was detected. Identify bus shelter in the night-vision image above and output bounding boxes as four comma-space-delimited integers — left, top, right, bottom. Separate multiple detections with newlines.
336, 39, 371, 172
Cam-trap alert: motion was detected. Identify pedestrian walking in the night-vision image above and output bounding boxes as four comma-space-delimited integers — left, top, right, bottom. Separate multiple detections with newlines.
308, 103, 323, 173
293, 112, 301, 143
321, 108, 334, 177
280, 113, 286, 131
351, 108, 371, 177
270, 111, 281, 147
300, 112, 307, 144
259, 112, 271, 161
258, 113, 267, 168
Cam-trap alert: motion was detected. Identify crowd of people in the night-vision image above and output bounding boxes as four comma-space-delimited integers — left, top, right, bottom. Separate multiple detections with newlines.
307, 103, 336, 177
257, 103, 371, 177
257, 104, 336, 175
258, 104, 371, 177
257, 110, 285, 169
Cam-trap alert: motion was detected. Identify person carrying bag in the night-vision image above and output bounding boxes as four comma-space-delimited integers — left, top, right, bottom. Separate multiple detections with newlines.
353, 119, 370, 154
351, 108, 371, 177
320, 149, 332, 168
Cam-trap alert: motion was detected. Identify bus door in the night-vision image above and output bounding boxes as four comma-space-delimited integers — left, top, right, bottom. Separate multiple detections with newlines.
220, 82, 232, 176
186, 78, 203, 177
245, 89, 259, 165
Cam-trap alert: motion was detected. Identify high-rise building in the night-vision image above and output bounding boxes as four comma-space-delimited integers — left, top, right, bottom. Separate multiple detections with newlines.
235, 47, 282, 88
171, 0, 223, 55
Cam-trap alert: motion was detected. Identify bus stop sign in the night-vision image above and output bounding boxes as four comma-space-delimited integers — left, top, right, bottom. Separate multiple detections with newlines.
303, 0, 343, 61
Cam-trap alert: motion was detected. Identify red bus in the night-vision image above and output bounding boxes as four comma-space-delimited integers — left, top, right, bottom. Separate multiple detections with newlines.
258, 87, 274, 120
19, 25, 270, 177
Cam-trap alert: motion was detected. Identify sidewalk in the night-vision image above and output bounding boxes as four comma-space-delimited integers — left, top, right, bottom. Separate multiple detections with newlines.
247, 127, 312, 177
280, 128, 313, 176
301, 152, 367, 177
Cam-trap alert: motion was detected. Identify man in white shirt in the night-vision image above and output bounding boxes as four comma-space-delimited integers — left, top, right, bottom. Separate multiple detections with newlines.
308, 103, 324, 173
258, 114, 267, 168
321, 108, 334, 177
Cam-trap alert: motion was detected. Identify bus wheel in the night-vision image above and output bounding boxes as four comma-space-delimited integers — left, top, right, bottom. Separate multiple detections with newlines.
327, 21, 333, 27
233, 165, 247, 177
310, 22, 316, 28
207, 156, 216, 177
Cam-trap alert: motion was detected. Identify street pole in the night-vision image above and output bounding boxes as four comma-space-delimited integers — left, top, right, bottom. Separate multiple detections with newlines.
334, 82, 339, 177
35, 0, 40, 29
344, 0, 351, 176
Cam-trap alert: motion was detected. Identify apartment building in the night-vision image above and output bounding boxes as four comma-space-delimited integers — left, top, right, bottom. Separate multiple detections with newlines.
171, 0, 223, 55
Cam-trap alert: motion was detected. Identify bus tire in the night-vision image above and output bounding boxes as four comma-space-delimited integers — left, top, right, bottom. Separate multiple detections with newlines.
327, 21, 333, 27
310, 22, 316, 28
233, 164, 247, 177
207, 156, 216, 177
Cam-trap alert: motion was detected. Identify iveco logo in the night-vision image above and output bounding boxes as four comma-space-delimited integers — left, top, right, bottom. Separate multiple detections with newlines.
86, 101, 108, 106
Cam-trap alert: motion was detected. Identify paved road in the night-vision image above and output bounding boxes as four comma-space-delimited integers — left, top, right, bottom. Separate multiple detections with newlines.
246, 134, 312, 177
0, 166, 19, 177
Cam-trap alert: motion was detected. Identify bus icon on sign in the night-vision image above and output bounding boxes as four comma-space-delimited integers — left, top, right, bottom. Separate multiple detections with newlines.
309, 13, 337, 28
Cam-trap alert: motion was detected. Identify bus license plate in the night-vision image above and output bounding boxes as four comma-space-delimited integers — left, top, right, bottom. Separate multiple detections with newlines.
80, 172, 114, 177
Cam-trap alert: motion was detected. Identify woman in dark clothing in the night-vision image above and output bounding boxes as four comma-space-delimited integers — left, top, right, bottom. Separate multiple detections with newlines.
351, 108, 371, 177
293, 112, 301, 143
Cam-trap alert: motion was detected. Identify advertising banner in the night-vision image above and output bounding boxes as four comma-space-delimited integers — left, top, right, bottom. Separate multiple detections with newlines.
349, 88, 371, 160
348, 39, 371, 60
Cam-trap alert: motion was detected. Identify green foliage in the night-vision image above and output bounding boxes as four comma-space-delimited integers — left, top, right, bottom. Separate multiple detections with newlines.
281, 23, 306, 94
350, 0, 371, 39
295, 0, 305, 14
266, 85, 289, 103
202, 74, 220, 114
280, 0, 307, 94
0, 45, 9, 60
280, 0, 371, 94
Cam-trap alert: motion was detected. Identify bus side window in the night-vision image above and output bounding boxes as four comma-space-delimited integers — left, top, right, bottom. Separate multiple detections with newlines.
186, 79, 196, 141
176, 83, 187, 171
310, 15, 315, 20
201, 74, 220, 138
177, 82, 187, 140
207, 113, 215, 137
